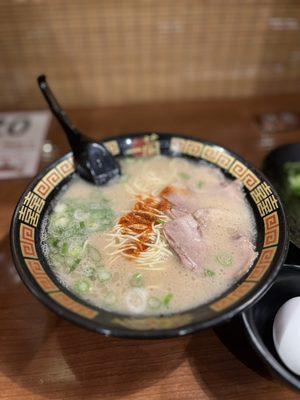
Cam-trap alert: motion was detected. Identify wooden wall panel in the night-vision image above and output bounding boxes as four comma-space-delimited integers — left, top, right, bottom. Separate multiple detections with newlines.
1, 1, 300, 108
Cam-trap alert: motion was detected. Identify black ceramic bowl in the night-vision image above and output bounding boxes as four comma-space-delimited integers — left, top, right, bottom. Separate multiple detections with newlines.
263, 142, 300, 263
242, 264, 300, 391
263, 143, 300, 182
10, 133, 289, 338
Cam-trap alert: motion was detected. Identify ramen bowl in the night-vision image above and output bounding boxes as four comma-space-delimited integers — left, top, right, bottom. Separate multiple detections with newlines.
10, 133, 289, 338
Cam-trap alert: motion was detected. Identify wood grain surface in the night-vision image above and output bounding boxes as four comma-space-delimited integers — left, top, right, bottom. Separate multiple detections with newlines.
1, 95, 300, 399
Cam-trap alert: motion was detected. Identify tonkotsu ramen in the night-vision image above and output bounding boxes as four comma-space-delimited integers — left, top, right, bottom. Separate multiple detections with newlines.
42, 156, 257, 315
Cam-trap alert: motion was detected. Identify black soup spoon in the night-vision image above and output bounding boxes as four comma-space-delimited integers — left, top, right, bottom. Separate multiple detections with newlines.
37, 75, 121, 185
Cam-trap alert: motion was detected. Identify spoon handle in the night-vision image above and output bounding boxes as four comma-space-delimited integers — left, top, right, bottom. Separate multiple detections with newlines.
37, 75, 85, 151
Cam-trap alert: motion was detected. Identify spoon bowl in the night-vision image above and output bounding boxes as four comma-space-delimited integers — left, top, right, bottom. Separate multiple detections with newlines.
37, 75, 121, 185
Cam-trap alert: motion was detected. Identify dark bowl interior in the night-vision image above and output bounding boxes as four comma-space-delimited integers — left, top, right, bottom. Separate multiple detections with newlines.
242, 264, 300, 391
263, 143, 300, 176
10, 133, 289, 338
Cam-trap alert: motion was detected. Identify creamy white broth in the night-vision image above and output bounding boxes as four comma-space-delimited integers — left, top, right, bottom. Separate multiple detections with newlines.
43, 156, 257, 315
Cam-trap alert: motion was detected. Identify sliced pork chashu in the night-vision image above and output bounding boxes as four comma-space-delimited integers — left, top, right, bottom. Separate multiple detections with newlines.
163, 214, 207, 272
163, 208, 257, 276
161, 180, 245, 214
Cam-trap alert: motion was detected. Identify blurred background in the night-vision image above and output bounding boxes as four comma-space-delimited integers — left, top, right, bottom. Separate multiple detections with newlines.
1, 0, 300, 110
2, 4, 300, 399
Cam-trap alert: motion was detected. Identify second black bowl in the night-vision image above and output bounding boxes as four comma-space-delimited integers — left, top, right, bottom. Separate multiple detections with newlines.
242, 264, 300, 391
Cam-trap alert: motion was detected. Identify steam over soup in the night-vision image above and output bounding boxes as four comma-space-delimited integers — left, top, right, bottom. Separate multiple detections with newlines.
43, 156, 257, 315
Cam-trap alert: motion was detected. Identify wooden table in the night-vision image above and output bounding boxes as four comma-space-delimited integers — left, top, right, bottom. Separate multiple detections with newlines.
1, 95, 300, 400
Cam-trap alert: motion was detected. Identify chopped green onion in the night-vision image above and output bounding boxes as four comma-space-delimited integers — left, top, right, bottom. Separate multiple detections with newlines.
163, 293, 173, 307
87, 222, 100, 231
74, 280, 90, 293
84, 266, 96, 280
284, 162, 300, 197
157, 220, 166, 225
68, 246, 83, 258
216, 253, 233, 267
104, 292, 116, 305
288, 175, 300, 197
49, 253, 65, 266
61, 242, 68, 256
98, 269, 112, 282
74, 209, 87, 221
205, 269, 215, 277
50, 238, 59, 248
197, 180, 204, 189
178, 172, 190, 180
148, 297, 161, 310
130, 273, 143, 287
54, 203, 67, 213
125, 288, 147, 313
79, 221, 85, 229
55, 216, 68, 228
86, 244, 102, 262
69, 258, 81, 273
